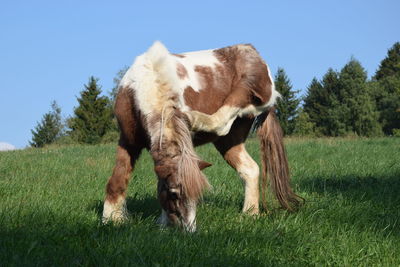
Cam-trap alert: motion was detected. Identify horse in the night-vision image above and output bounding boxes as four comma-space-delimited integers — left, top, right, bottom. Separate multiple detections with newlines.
102, 41, 303, 231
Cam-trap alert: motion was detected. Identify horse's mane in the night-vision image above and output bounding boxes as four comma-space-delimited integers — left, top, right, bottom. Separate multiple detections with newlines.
149, 104, 210, 202
170, 110, 210, 201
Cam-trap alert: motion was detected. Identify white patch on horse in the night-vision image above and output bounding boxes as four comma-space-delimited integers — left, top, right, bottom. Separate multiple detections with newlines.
120, 42, 221, 118
120, 41, 185, 116
235, 144, 260, 214
184, 200, 197, 232
266, 63, 280, 107
157, 209, 169, 227
188, 106, 241, 136
102, 195, 127, 223
174, 49, 220, 92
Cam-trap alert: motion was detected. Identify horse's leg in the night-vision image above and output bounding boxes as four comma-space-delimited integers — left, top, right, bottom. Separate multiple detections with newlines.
216, 143, 260, 214
103, 141, 142, 223
103, 88, 146, 223
213, 118, 260, 214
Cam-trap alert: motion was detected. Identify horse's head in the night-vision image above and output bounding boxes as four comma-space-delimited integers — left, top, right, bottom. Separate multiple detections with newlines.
155, 159, 211, 231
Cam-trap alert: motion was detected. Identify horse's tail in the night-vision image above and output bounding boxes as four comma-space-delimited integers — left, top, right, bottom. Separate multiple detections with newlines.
256, 108, 304, 211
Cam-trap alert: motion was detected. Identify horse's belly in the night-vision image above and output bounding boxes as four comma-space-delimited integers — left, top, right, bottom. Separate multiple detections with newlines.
192, 131, 219, 146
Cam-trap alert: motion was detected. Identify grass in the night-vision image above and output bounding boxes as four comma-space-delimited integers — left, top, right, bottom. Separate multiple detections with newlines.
0, 138, 399, 266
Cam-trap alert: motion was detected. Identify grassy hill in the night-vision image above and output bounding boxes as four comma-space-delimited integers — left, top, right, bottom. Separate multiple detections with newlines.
1, 138, 399, 266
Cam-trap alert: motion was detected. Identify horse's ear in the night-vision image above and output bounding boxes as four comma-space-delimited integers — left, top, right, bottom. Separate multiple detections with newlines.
198, 160, 212, 170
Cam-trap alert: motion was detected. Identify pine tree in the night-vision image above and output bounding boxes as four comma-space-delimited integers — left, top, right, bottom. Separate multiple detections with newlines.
30, 101, 63, 147
375, 42, 400, 80
303, 73, 341, 136
374, 42, 400, 135
292, 108, 316, 136
108, 66, 129, 136
320, 69, 345, 136
338, 58, 381, 136
110, 66, 129, 103
274, 68, 300, 135
68, 77, 113, 144
376, 78, 400, 134
303, 77, 323, 127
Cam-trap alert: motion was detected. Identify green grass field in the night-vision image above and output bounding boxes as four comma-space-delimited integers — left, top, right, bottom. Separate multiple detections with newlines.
1, 138, 399, 266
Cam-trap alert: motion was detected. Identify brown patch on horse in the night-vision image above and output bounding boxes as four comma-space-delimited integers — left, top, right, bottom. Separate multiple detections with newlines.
105, 87, 147, 204
213, 46, 238, 74
183, 45, 273, 116
257, 108, 304, 211
105, 145, 134, 203
176, 63, 188, 79
245, 62, 273, 105
220, 144, 243, 170
114, 87, 148, 147
172, 53, 185, 58
213, 45, 273, 108
183, 64, 233, 114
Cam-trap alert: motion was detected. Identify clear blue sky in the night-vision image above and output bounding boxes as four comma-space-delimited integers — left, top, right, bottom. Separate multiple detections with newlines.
1, 1, 399, 148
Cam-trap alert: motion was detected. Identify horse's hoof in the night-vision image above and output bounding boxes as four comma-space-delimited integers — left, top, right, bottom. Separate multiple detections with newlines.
102, 211, 128, 224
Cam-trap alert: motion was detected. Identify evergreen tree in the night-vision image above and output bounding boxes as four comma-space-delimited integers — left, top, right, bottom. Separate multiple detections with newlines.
374, 42, 400, 135
292, 108, 316, 136
274, 68, 300, 135
30, 101, 63, 147
110, 66, 129, 103
68, 77, 113, 144
375, 42, 400, 80
304, 62, 382, 137
108, 66, 129, 135
338, 58, 381, 136
376, 78, 400, 134
303, 77, 323, 127
320, 69, 345, 136
303, 73, 341, 136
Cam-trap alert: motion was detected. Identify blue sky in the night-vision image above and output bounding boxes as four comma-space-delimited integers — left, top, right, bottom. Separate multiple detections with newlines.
1, 1, 399, 148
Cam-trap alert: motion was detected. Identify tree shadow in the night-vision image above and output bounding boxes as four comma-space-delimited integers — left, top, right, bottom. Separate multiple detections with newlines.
298, 172, 400, 234
299, 173, 400, 199
89, 195, 161, 220
0, 211, 277, 266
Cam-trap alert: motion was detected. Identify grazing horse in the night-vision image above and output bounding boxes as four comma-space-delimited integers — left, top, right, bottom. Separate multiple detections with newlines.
103, 41, 303, 231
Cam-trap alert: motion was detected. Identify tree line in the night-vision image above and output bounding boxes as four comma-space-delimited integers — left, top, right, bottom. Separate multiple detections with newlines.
30, 74, 124, 147
30, 42, 400, 147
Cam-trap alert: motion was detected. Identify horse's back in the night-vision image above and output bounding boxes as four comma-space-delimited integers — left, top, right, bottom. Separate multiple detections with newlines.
174, 44, 277, 117
117, 42, 278, 144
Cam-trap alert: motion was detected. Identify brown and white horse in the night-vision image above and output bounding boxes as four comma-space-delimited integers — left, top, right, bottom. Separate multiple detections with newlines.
102, 41, 303, 231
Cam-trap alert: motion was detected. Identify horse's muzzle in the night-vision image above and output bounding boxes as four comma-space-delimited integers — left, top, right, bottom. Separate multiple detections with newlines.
158, 180, 196, 231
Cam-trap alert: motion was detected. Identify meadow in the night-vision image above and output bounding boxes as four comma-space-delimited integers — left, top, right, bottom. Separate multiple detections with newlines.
0, 138, 399, 266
